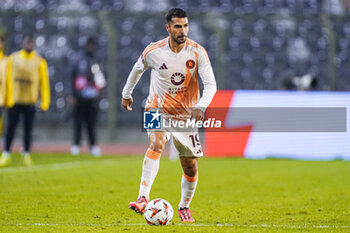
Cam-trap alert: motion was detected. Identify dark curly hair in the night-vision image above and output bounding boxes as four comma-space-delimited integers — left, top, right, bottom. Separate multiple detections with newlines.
165, 8, 187, 23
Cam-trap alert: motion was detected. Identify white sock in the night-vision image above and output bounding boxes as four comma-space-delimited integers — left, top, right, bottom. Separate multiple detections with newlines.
178, 173, 198, 209
138, 149, 160, 200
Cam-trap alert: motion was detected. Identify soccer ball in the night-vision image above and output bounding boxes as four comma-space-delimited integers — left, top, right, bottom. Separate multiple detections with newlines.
144, 198, 173, 226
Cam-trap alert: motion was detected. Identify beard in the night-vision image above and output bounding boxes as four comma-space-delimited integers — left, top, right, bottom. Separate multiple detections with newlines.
173, 34, 187, 45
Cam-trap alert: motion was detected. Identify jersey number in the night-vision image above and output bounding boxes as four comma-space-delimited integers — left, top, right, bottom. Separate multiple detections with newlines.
189, 133, 200, 148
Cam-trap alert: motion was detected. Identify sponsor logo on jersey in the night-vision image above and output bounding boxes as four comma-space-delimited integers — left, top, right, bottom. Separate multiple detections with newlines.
143, 110, 161, 129
186, 59, 195, 69
168, 86, 187, 94
170, 72, 185, 86
15, 77, 32, 86
159, 63, 168, 70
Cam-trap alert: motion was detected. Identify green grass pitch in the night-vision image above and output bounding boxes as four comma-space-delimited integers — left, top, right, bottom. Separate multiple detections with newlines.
0, 153, 349, 232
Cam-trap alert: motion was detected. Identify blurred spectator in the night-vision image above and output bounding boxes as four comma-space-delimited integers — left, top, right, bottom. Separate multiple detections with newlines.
0, 35, 9, 136
0, 35, 50, 167
283, 73, 318, 91
287, 37, 311, 64
322, 0, 346, 15
69, 36, 106, 157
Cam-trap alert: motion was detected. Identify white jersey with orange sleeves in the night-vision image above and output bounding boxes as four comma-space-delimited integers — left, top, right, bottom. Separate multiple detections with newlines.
122, 37, 217, 115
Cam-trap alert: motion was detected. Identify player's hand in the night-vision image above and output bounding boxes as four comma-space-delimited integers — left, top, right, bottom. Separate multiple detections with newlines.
191, 108, 204, 122
122, 97, 133, 111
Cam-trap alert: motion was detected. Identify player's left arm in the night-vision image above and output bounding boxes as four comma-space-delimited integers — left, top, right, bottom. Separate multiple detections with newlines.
39, 58, 51, 111
192, 46, 217, 121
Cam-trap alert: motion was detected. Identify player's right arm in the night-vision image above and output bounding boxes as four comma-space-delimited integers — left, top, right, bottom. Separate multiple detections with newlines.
4, 55, 14, 108
121, 96, 133, 111
121, 52, 149, 111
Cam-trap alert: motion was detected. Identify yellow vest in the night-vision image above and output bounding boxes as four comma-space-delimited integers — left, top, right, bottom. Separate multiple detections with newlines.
0, 51, 7, 107
7, 50, 50, 111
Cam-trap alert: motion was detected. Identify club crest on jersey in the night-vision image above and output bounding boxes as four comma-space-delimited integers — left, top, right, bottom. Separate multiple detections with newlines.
186, 59, 195, 69
171, 72, 185, 86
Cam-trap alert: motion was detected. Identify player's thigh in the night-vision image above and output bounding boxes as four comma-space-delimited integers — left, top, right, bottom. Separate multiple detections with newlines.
172, 131, 203, 158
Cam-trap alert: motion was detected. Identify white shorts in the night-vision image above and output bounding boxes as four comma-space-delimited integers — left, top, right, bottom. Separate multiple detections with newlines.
147, 129, 203, 158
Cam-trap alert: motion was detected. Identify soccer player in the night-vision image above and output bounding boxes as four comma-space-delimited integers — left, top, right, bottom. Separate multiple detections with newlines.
122, 8, 217, 222
0, 35, 50, 167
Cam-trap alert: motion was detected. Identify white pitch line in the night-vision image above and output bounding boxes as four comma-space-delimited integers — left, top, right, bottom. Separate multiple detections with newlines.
0, 159, 116, 174
4, 223, 350, 229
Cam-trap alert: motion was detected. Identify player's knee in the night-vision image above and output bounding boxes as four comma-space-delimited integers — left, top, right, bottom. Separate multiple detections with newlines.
183, 166, 198, 178
150, 142, 165, 153
149, 135, 167, 153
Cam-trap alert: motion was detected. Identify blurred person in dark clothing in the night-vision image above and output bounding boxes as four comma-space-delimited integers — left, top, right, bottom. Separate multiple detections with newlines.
69, 36, 106, 157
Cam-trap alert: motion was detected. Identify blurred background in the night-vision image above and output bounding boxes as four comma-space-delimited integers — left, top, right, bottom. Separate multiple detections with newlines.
0, 0, 350, 155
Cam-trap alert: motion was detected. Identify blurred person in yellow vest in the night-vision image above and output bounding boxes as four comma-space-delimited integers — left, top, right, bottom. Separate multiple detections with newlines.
0, 35, 50, 167
0, 35, 11, 137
